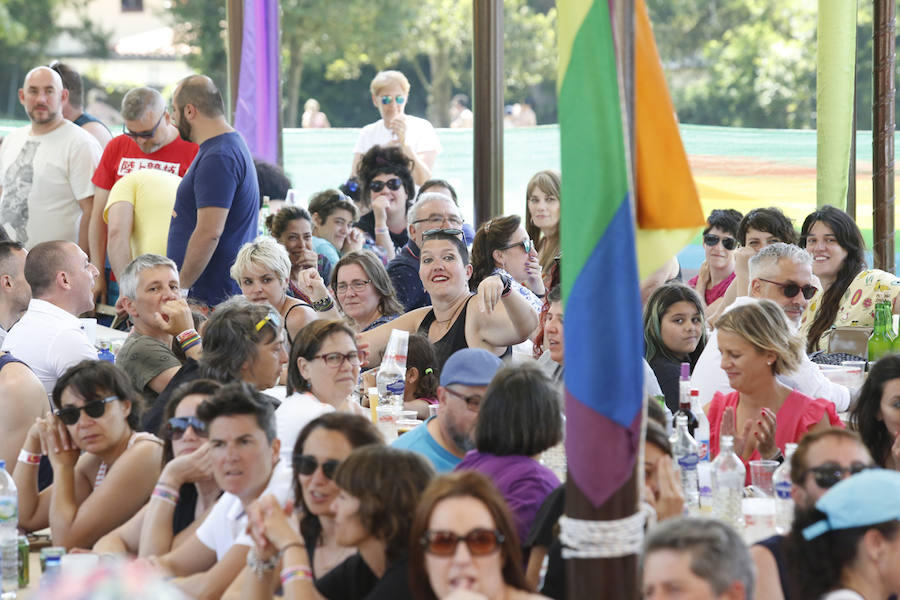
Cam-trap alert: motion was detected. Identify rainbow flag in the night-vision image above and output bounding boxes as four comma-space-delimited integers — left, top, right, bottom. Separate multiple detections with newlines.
559, 0, 644, 508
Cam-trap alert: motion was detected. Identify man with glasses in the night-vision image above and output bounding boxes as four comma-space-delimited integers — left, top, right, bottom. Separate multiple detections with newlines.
692, 243, 850, 411
89, 87, 198, 286
388, 192, 464, 311
393, 347, 502, 472
351, 70, 442, 186
0, 66, 101, 251
750, 428, 873, 600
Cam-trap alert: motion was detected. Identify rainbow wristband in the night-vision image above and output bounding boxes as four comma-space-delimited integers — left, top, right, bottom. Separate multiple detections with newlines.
152, 484, 180, 506
280, 566, 313, 585
176, 329, 201, 352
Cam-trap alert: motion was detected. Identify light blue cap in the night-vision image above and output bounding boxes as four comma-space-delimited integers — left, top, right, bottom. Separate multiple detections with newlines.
802, 468, 900, 540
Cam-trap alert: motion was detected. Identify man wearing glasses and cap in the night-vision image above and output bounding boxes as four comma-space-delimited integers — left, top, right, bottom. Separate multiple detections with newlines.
88, 87, 198, 299
691, 242, 851, 412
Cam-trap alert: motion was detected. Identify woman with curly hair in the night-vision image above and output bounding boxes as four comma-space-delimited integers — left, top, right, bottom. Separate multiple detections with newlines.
355, 145, 416, 261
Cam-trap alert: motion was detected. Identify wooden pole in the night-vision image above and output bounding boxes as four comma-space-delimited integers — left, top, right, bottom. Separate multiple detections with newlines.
473, 0, 504, 225
225, 0, 243, 123
847, 1, 858, 220
873, 0, 895, 272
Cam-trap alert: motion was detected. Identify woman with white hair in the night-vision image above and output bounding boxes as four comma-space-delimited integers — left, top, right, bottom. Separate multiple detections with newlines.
232, 237, 339, 345
351, 70, 442, 186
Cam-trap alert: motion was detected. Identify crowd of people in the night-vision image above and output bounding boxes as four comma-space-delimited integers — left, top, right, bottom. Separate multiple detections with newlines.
2, 61, 900, 600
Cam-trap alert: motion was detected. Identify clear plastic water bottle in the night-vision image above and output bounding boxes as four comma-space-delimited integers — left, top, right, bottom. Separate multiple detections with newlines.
97, 339, 115, 363
690, 389, 710, 462
773, 443, 798, 534
0, 461, 18, 598
712, 435, 745, 530
672, 415, 700, 512
376, 329, 409, 410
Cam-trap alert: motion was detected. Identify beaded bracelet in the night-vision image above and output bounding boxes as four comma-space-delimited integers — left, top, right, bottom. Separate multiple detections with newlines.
312, 296, 335, 312
17, 449, 41, 465
280, 565, 313, 585
176, 329, 201, 352
151, 484, 180, 506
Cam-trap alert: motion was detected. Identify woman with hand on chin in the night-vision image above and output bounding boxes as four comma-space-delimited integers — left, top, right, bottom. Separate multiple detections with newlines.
244, 445, 434, 600
268, 206, 333, 292
361, 230, 538, 370
524, 170, 560, 286
470, 215, 544, 311
709, 300, 842, 481
14, 360, 163, 549
799, 205, 900, 352
356, 145, 416, 261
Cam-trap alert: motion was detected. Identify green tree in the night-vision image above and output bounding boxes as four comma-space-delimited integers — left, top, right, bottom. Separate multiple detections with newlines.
0, 0, 60, 117
168, 0, 228, 92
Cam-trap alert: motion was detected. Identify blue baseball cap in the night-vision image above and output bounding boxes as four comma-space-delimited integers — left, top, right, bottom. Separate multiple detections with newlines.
802, 468, 900, 540
439, 348, 503, 388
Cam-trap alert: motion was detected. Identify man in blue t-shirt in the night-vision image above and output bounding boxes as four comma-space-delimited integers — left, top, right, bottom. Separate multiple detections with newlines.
392, 348, 502, 472
167, 75, 259, 308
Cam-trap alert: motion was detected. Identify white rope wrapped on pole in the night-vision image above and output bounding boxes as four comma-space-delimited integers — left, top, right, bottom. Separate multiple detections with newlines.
559, 503, 656, 559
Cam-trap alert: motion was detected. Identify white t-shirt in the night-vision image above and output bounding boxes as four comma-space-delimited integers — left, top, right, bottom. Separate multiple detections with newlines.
352, 115, 442, 159
0, 121, 101, 248
691, 296, 850, 411
194, 460, 293, 560
275, 392, 334, 465
2, 299, 98, 398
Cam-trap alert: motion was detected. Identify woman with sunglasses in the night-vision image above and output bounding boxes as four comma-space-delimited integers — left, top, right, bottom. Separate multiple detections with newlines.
470, 215, 545, 312
93, 379, 223, 556
362, 230, 538, 370
709, 300, 842, 481
244, 445, 434, 600
409, 471, 548, 600
331, 250, 403, 333
850, 354, 900, 470
643, 283, 707, 412
351, 69, 441, 187
455, 362, 562, 545
356, 145, 416, 261
799, 205, 900, 353
226, 413, 383, 599
787, 468, 900, 600
689, 209, 743, 318
232, 237, 339, 347
525, 170, 561, 288
13, 360, 163, 549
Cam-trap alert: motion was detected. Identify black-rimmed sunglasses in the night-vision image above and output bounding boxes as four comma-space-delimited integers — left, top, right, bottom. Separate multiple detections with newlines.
123, 112, 164, 139
757, 278, 818, 300
804, 462, 873, 489
55, 396, 118, 425
423, 228, 464, 238
293, 455, 341, 480
703, 234, 737, 251
369, 178, 403, 193
421, 528, 505, 556
498, 238, 533, 254
168, 416, 208, 440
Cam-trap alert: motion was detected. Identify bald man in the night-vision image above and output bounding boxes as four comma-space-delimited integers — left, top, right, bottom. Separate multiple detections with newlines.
0, 66, 101, 251
166, 75, 258, 308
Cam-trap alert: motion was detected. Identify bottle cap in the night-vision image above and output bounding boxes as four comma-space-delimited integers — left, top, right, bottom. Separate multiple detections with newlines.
680, 362, 690, 380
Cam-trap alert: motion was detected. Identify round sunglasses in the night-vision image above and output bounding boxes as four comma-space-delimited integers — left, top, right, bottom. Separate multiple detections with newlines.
369, 177, 403, 193
421, 528, 504, 556
703, 233, 737, 251
293, 454, 341, 480
380, 95, 406, 105
55, 396, 118, 426
756, 278, 818, 300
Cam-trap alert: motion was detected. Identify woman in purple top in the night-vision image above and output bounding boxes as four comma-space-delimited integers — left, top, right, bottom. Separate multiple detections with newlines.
455, 362, 562, 545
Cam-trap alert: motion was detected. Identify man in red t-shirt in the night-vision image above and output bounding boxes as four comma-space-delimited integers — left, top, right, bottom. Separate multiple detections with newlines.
88, 87, 198, 303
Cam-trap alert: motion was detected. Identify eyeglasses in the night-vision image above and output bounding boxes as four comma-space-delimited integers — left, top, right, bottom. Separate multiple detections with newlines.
413, 215, 464, 229
443, 387, 482, 412
380, 95, 406, 105
423, 228, 464, 239
336, 279, 371, 294
498, 238, 534, 254
421, 528, 504, 556
757, 278, 818, 300
255, 309, 283, 332
702, 234, 737, 251
369, 177, 403, 193
293, 454, 341, 480
123, 112, 165, 139
312, 350, 365, 368
168, 416, 208, 440
804, 462, 873, 489
55, 396, 118, 426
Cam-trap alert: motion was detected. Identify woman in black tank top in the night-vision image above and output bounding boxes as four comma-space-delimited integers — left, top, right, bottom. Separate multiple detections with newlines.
361, 230, 538, 370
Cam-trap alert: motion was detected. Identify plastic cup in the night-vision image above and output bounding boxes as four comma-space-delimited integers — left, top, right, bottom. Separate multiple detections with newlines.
399, 410, 418, 421
749, 460, 779, 496
396, 419, 422, 435
742, 497, 776, 544
376, 405, 399, 441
